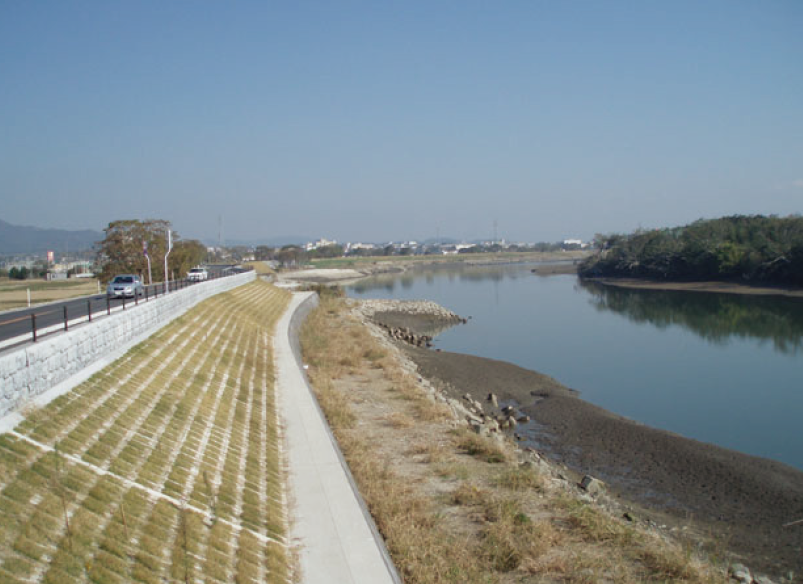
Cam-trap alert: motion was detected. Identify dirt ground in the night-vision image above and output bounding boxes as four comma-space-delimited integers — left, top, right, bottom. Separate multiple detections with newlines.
370, 314, 803, 580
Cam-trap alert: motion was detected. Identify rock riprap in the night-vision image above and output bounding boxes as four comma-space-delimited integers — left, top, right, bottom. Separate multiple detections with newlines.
357, 299, 467, 347
357, 299, 465, 322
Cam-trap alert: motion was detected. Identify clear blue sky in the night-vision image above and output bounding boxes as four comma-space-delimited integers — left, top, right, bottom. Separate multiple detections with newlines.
1, 1, 801, 244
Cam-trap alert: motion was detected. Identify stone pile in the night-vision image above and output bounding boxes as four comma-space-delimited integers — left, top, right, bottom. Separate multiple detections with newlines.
460, 392, 534, 437
376, 323, 433, 347
728, 563, 779, 584
357, 299, 466, 324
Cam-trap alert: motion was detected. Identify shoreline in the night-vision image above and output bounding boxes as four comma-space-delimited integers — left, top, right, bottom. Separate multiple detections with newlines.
405, 347, 803, 579
586, 276, 803, 298
282, 259, 803, 302
278, 251, 590, 286
363, 305, 803, 579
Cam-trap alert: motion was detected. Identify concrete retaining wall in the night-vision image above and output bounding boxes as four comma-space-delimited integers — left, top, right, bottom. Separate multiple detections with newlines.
0, 271, 256, 418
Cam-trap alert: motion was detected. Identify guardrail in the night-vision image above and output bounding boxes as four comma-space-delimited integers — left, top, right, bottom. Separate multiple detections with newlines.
0, 270, 251, 351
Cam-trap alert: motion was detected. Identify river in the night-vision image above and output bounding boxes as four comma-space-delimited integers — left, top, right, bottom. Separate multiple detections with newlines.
347, 262, 803, 470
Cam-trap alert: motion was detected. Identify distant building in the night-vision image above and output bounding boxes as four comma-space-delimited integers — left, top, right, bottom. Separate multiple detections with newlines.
563, 239, 589, 248
305, 238, 337, 251
441, 243, 476, 255
345, 242, 376, 252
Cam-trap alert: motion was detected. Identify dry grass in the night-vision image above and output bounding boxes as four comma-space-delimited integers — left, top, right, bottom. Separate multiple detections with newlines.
299, 295, 730, 584
383, 412, 414, 429
407, 441, 452, 465
242, 261, 274, 275
0, 278, 100, 310
494, 466, 545, 491
452, 429, 511, 464
450, 482, 489, 507
0, 280, 292, 583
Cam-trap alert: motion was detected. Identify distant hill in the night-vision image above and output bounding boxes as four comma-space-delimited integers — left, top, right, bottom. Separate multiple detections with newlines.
0, 219, 103, 255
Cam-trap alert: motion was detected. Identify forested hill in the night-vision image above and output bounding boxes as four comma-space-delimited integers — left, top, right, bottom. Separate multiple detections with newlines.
579, 215, 803, 287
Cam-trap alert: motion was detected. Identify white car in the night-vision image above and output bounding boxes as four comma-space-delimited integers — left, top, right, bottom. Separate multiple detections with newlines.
187, 268, 208, 282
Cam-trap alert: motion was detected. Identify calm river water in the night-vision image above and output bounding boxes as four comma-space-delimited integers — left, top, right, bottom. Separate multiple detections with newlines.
347, 263, 803, 470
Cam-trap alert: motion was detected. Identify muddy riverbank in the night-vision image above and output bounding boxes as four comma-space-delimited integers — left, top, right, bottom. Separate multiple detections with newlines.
588, 277, 803, 298
369, 308, 803, 579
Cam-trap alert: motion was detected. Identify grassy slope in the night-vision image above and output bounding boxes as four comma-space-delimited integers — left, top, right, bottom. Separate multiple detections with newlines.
0, 280, 291, 583
300, 295, 728, 583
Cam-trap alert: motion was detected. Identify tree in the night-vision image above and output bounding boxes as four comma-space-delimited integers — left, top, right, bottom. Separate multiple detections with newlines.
255, 245, 275, 261
9, 266, 29, 280
172, 240, 207, 277
307, 244, 344, 259
276, 245, 305, 267
97, 219, 172, 283
579, 214, 803, 285
227, 246, 251, 262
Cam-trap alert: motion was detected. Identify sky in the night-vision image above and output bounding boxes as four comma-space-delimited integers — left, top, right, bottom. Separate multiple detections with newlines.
1, 1, 802, 245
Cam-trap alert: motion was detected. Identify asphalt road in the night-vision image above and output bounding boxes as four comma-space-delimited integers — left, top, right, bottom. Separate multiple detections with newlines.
0, 268, 246, 347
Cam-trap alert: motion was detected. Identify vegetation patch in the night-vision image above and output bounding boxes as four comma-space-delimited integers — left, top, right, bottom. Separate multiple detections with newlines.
581, 214, 803, 286
0, 280, 291, 583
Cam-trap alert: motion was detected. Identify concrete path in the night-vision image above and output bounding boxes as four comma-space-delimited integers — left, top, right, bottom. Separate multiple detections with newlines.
275, 292, 401, 584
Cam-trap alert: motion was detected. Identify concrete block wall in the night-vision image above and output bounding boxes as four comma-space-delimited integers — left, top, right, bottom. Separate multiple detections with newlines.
0, 271, 256, 418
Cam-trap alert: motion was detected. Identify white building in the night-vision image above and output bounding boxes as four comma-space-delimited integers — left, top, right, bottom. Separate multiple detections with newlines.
305, 238, 338, 251
563, 239, 588, 248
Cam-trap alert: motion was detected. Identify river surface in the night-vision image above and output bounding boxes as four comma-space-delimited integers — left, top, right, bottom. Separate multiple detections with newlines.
347, 262, 803, 470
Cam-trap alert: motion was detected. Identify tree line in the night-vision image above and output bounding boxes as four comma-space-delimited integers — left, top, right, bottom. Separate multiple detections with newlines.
579, 215, 803, 286
251, 240, 579, 267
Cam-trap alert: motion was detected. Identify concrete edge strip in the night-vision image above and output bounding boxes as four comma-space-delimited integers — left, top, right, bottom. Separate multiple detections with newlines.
286, 293, 403, 584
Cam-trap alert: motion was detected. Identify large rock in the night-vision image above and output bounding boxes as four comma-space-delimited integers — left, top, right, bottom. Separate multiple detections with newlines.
728, 564, 751, 584
579, 475, 605, 495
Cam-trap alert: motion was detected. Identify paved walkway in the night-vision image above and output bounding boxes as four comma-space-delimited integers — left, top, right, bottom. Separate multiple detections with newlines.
275, 292, 401, 584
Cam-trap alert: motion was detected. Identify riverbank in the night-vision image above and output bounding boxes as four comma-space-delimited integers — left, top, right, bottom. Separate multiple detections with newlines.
587, 277, 803, 298
367, 307, 803, 581
300, 295, 734, 583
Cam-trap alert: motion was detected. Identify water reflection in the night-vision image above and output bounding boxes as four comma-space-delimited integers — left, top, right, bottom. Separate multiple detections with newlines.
348, 265, 803, 468
349, 263, 531, 295
580, 281, 803, 354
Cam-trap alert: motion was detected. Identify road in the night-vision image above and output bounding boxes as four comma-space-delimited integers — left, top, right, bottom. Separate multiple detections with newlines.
0, 268, 246, 348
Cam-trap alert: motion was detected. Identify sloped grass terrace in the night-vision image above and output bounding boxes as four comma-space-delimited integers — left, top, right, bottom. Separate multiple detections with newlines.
0, 280, 291, 583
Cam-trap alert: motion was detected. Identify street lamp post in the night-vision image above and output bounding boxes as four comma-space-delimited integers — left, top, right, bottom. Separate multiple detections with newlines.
164, 229, 173, 293
144, 241, 152, 285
